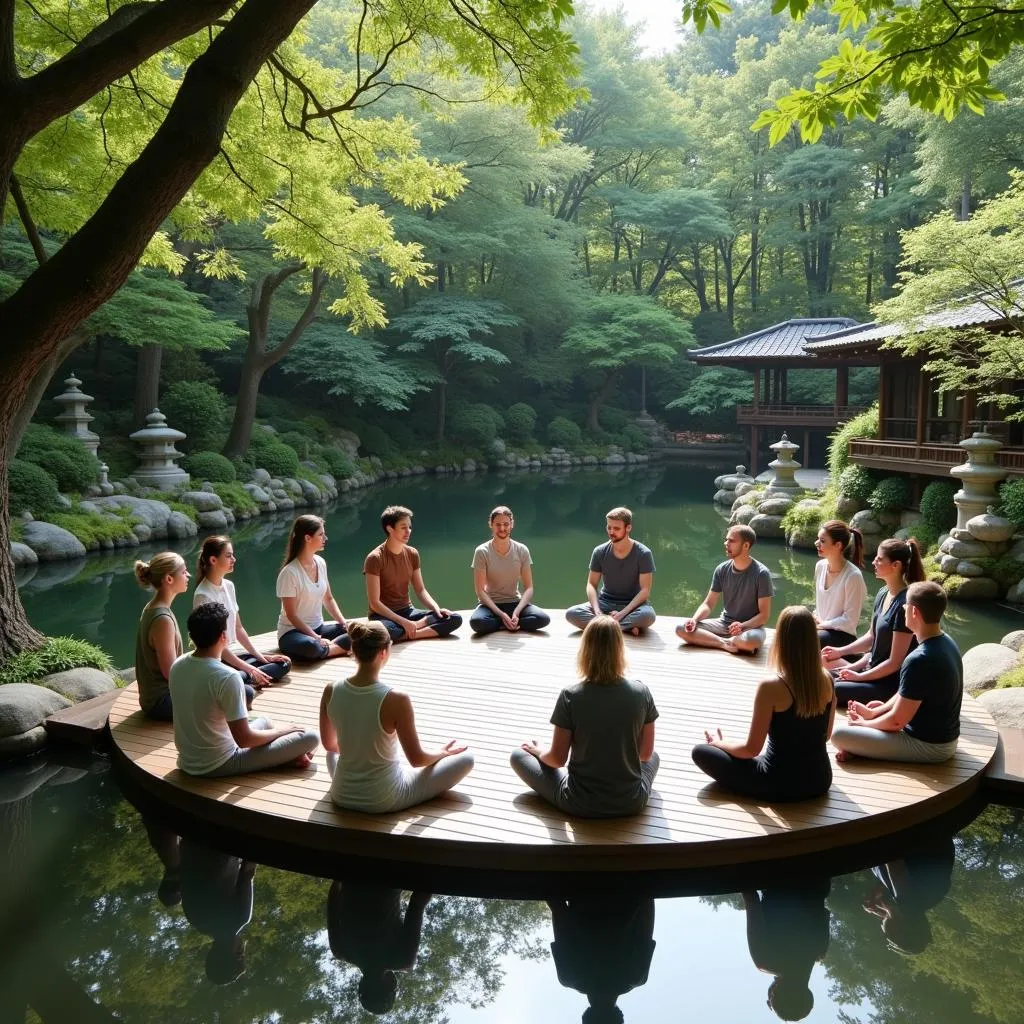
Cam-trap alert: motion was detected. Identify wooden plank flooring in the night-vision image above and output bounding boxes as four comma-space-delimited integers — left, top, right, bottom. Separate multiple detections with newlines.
109, 614, 999, 873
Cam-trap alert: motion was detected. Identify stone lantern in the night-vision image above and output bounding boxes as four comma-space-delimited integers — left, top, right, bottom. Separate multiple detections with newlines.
765, 432, 802, 496
129, 408, 189, 490
950, 427, 1010, 531
53, 373, 100, 456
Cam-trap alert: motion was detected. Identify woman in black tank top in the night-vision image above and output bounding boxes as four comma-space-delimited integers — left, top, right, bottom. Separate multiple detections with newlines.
692, 606, 836, 802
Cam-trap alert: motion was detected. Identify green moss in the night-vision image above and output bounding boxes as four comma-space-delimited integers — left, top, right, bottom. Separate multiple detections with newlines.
972, 555, 1024, 590
165, 500, 198, 523
942, 574, 967, 597
781, 501, 826, 538
44, 509, 137, 546
10, 520, 24, 543
828, 404, 879, 478
0, 636, 114, 686
211, 482, 258, 515
997, 664, 1024, 688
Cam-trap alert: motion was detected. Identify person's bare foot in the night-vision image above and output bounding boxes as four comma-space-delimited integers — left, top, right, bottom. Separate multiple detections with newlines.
293, 752, 314, 769
835, 749, 856, 764
630, 626, 641, 637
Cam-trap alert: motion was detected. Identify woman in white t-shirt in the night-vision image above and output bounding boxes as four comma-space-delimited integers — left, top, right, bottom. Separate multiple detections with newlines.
193, 536, 291, 691
276, 515, 351, 661
813, 519, 868, 648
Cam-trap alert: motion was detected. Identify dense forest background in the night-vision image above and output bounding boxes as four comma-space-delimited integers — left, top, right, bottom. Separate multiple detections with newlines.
8, 0, 1024, 474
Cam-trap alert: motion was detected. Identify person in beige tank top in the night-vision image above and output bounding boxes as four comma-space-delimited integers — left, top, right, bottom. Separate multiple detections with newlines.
134, 551, 189, 719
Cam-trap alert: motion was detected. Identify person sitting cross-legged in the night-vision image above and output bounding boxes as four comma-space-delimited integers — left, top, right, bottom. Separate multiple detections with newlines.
831, 581, 962, 765
677, 524, 773, 654
565, 506, 656, 636
364, 505, 463, 642
469, 505, 551, 635
170, 602, 318, 778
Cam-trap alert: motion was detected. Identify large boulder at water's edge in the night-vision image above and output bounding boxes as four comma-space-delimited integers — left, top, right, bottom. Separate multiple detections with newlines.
849, 510, 882, 535
178, 490, 223, 513
730, 505, 758, 526
166, 510, 198, 539
1001, 630, 1024, 652
977, 687, 1024, 730
748, 513, 784, 538
38, 668, 118, 702
10, 542, 37, 567
21, 521, 86, 561
196, 509, 229, 530
948, 576, 1000, 601
0, 684, 71, 759
758, 496, 794, 517
963, 643, 1020, 695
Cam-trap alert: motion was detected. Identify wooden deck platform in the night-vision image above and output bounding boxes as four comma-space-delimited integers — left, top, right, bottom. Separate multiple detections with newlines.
109, 614, 999, 876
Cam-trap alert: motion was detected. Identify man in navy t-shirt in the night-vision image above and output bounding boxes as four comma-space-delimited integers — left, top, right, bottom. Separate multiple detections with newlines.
831, 581, 962, 764
565, 506, 656, 635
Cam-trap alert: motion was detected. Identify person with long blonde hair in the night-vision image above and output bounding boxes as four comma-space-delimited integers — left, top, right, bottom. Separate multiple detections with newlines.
692, 606, 836, 802
320, 621, 474, 812
134, 551, 189, 719
510, 615, 659, 817
276, 515, 351, 661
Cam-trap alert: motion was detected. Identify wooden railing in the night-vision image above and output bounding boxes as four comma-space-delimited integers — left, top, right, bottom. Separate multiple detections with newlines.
735, 404, 868, 423
847, 438, 1024, 472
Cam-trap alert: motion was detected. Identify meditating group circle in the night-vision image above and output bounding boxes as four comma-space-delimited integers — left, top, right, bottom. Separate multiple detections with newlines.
133, 503, 965, 817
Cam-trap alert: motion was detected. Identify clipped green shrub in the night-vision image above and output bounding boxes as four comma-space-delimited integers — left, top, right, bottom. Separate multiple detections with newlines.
450, 404, 503, 448
900, 523, 939, 552
868, 476, 912, 514
504, 402, 537, 444
0, 636, 113, 686
1000, 478, 1024, 530
919, 481, 957, 533
838, 464, 878, 504
599, 406, 630, 433
547, 416, 583, 449
211, 482, 258, 515
185, 450, 236, 483
620, 424, 650, 452
9, 458, 60, 514
161, 381, 226, 451
781, 500, 827, 540
45, 510, 137, 546
360, 424, 397, 457
281, 430, 322, 462
321, 447, 356, 479
17, 424, 99, 491
828, 404, 879, 478
249, 430, 300, 477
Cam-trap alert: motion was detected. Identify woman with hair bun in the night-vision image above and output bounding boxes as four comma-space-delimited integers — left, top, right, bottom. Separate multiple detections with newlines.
692, 605, 835, 802
510, 615, 660, 817
812, 519, 868, 649
822, 537, 924, 707
276, 515, 351, 662
319, 621, 474, 812
134, 551, 189, 719
194, 536, 291, 691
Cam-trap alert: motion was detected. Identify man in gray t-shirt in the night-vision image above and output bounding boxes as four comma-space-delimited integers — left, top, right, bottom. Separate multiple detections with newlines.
678, 524, 773, 653
566, 506, 657, 634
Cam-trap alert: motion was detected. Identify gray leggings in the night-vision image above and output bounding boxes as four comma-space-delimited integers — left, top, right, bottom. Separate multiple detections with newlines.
831, 725, 958, 763
357, 752, 476, 812
565, 599, 657, 632
509, 748, 660, 818
201, 719, 320, 778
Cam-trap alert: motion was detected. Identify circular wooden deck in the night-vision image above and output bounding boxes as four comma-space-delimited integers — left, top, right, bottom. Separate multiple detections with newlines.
109, 613, 998, 876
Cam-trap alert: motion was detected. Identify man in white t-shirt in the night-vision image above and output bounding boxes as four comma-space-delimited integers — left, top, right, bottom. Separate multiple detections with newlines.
170, 602, 318, 778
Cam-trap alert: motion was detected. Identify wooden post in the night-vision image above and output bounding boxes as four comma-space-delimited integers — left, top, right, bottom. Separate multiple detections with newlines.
878, 359, 888, 440
765, 369, 773, 406
750, 425, 759, 475
753, 368, 760, 411
915, 369, 927, 446
836, 365, 848, 411
780, 368, 788, 404
803, 428, 811, 467
962, 391, 977, 440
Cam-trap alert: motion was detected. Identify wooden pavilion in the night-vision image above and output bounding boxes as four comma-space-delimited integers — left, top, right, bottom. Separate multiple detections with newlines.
805, 303, 1024, 479
687, 318, 874, 473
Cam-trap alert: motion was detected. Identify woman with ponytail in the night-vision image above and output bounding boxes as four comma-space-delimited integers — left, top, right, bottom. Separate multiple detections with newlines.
194, 536, 291, 691
813, 520, 868, 648
822, 537, 924, 707
319, 621, 474, 812
134, 552, 189, 719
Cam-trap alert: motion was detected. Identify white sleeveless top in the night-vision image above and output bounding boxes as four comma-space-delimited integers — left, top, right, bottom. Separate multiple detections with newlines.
327, 680, 404, 810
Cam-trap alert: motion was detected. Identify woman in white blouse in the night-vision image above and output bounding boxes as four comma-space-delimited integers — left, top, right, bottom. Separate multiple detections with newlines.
275, 515, 351, 662
813, 519, 868, 648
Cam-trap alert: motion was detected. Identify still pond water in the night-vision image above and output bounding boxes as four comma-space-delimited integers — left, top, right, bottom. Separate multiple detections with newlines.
4, 466, 1024, 1024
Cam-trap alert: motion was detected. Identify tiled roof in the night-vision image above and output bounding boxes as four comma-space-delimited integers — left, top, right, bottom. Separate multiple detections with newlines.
806, 291, 1021, 352
688, 318, 860, 363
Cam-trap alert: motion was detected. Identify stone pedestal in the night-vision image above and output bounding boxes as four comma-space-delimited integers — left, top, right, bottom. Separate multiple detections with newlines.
53, 373, 99, 456
129, 409, 189, 490
950, 429, 1010, 529
766, 433, 802, 496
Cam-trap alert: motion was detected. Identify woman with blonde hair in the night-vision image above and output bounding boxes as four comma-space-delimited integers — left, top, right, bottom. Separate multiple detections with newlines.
193, 536, 291, 692
320, 621, 474, 812
510, 615, 659, 817
134, 551, 189, 719
692, 605, 836, 802
276, 515, 351, 661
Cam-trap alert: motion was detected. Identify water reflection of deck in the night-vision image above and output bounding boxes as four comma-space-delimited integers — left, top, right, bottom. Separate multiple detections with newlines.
109, 614, 998, 875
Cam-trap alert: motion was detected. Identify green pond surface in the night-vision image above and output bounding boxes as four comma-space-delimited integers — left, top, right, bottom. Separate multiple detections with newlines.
15, 464, 1024, 665
7, 466, 1024, 1024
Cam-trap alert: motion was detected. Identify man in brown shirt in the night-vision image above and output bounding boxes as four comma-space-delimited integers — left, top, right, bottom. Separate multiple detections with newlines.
363, 505, 463, 641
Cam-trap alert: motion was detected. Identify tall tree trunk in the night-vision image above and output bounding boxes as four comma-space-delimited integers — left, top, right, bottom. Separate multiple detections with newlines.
587, 372, 619, 433
436, 378, 448, 445
223, 354, 267, 460
133, 343, 163, 427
